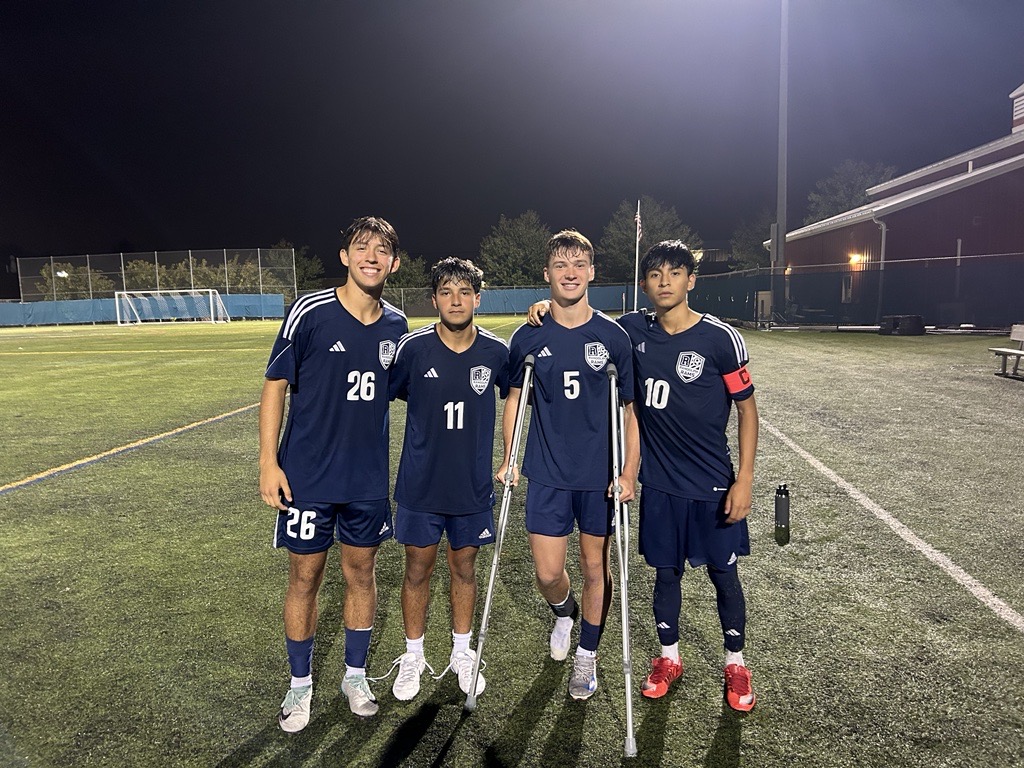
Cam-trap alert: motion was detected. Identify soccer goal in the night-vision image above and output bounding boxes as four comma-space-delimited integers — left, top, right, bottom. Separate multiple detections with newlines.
115, 289, 231, 325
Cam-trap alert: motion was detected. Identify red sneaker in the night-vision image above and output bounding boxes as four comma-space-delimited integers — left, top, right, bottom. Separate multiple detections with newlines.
724, 663, 756, 712
641, 656, 682, 699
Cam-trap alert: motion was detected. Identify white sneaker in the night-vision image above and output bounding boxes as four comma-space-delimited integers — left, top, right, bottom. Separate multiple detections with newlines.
550, 620, 572, 661
341, 673, 379, 717
392, 652, 427, 701
278, 684, 312, 733
449, 649, 486, 696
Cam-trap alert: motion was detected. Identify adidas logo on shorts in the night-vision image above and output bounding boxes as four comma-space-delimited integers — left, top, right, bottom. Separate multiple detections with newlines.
478, 528, 491, 539
379, 521, 390, 536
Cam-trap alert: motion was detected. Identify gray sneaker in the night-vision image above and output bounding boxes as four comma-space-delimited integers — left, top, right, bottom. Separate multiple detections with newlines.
341, 673, 379, 717
278, 684, 312, 733
568, 654, 598, 700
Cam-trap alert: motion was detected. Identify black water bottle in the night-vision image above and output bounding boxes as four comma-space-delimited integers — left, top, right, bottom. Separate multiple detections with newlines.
774, 484, 790, 546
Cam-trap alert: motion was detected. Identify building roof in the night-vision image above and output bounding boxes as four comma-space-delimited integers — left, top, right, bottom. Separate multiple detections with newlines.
866, 129, 1024, 197
1010, 81, 1024, 99
785, 152, 1024, 243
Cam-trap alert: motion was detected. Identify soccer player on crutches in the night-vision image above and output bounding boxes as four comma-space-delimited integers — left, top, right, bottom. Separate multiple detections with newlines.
607, 362, 638, 758
465, 354, 535, 711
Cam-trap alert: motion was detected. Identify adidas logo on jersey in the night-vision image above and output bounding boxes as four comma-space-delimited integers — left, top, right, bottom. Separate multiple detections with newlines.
537, 346, 553, 357
423, 368, 439, 378
636, 341, 646, 353
379, 521, 390, 536
478, 528, 492, 539
329, 341, 346, 352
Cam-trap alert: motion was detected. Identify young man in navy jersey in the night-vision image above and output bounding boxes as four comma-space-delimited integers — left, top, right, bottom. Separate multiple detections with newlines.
387, 257, 509, 701
259, 216, 408, 730
619, 240, 760, 711
500, 229, 639, 701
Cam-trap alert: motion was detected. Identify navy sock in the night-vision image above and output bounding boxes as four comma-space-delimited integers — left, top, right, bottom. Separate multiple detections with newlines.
344, 627, 372, 669
285, 635, 315, 678
708, 566, 746, 652
653, 567, 682, 646
578, 618, 603, 653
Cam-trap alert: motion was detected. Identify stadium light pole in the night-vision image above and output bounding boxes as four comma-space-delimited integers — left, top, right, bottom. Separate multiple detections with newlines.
772, 0, 789, 325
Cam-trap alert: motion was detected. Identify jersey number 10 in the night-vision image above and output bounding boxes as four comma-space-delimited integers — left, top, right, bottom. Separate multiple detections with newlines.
644, 378, 670, 409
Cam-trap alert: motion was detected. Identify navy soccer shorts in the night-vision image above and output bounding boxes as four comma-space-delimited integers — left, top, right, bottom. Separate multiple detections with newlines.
273, 498, 394, 553
638, 487, 750, 570
525, 481, 614, 538
395, 505, 496, 549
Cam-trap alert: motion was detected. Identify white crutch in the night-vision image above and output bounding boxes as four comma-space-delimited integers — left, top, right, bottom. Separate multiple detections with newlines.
465, 354, 535, 712
607, 362, 637, 758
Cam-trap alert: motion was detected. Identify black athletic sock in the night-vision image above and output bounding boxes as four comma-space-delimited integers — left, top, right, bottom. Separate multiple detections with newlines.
549, 589, 579, 620
707, 566, 746, 653
653, 567, 682, 646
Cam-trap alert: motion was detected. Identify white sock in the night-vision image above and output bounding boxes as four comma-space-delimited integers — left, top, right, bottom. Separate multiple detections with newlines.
661, 643, 680, 663
575, 646, 596, 659
725, 650, 745, 668
290, 675, 312, 689
406, 635, 425, 656
452, 631, 472, 654
554, 615, 574, 632
345, 665, 366, 678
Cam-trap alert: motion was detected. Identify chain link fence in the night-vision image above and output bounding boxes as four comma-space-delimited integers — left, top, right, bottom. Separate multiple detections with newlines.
17, 248, 297, 304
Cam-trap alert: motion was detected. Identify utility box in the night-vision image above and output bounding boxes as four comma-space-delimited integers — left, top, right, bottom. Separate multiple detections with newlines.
879, 315, 925, 336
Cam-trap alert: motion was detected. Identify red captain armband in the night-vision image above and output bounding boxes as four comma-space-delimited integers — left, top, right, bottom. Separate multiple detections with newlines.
722, 365, 753, 395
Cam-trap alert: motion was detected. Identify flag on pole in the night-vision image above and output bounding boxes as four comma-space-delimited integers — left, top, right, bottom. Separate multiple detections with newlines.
632, 200, 642, 311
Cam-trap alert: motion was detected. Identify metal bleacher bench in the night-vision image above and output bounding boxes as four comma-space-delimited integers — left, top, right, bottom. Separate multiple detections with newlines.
989, 324, 1024, 379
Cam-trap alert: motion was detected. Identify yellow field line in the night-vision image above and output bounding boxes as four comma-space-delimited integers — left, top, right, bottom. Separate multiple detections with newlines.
0, 402, 260, 496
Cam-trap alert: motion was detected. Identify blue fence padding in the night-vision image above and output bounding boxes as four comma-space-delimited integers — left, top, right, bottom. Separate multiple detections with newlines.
222, 294, 285, 319
0, 294, 283, 326
478, 284, 652, 315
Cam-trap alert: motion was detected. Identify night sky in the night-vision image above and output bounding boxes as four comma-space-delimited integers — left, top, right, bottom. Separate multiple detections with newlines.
3, 0, 1024, 287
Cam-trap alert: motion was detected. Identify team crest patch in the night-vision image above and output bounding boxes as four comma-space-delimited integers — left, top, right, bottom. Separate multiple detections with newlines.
379, 340, 396, 369
470, 365, 491, 395
584, 342, 609, 371
676, 351, 705, 382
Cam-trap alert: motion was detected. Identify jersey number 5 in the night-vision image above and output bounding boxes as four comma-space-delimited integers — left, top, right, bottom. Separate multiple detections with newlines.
346, 370, 375, 401
563, 371, 580, 400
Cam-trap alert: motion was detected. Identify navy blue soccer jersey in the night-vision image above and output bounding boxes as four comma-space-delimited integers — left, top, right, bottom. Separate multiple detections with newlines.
390, 325, 510, 515
617, 311, 754, 502
265, 289, 408, 503
508, 311, 634, 492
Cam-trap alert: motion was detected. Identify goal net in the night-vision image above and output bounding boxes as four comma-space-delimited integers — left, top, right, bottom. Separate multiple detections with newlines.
115, 289, 231, 325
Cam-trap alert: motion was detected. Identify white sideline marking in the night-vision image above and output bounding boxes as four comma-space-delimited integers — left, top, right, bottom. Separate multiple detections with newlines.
0, 403, 259, 497
763, 418, 1024, 635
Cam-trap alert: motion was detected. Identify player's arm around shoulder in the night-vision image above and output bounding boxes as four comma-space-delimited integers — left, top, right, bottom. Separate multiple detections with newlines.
724, 393, 759, 524
258, 377, 292, 511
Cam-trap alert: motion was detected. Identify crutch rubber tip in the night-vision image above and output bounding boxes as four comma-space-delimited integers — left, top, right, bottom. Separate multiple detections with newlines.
464, 696, 478, 712
625, 737, 637, 757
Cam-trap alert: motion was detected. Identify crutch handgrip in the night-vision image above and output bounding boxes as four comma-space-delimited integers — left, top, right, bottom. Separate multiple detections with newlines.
606, 361, 618, 381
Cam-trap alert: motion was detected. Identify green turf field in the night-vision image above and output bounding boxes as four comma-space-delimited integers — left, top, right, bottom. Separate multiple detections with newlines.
1, 319, 1023, 767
